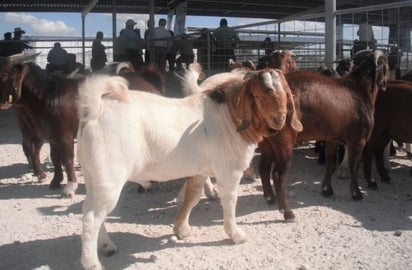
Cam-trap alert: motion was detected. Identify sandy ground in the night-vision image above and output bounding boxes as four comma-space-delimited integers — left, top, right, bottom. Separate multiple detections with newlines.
0, 99, 411, 270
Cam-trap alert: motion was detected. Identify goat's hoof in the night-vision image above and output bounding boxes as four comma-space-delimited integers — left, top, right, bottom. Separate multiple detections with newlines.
173, 224, 192, 239
321, 186, 334, 197
380, 175, 391, 183
62, 182, 78, 197
367, 180, 378, 189
49, 181, 61, 190
137, 184, 149, 193
231, 229, 247, 244
283, 210, 296, 222
351, 191, 363, 201
264, 196, 276, 204
100, 242, 118, 257
37, 173, 48, 182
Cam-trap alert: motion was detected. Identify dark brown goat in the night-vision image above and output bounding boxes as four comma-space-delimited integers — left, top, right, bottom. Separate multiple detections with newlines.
258, 50, 390, 221
0, 55, 165, 197
0, 57, 80, 196
362, 80, 412, 185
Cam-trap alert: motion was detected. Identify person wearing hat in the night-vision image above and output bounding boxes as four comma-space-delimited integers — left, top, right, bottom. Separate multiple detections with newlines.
11, 27, 32, 55
122, 19, 144, 69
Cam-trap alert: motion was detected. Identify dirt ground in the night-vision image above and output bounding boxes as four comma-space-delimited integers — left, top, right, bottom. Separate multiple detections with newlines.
0, 93, 411, 270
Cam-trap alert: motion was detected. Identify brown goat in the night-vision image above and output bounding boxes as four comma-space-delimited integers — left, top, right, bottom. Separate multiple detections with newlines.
362, 79, 412, 185
0, 58, 80, 196
258, 50, 390, 221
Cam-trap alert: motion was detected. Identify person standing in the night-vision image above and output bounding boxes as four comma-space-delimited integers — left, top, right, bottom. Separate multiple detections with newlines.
10, 27, 32, 55
194, 28, 214, 70
91, 31, 107, 71
47, 42, 68, 72
0, 32, 13, 57
123, 19, 144, 69
353, 15, 375, 54
212, 18, 240, 70
175, 33, 195, 70
153, 18, 172, 72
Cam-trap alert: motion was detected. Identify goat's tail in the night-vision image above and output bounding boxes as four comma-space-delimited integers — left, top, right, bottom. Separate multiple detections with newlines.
77, 75, 129, 122
180, 63, 205, 96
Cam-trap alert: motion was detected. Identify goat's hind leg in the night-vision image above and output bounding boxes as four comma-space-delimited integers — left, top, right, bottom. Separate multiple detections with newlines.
48, 144, 64, 189
348, 143, 364, 200
321, 142, 339, 197
81, 180, 124, 270
174, 175, 206, 239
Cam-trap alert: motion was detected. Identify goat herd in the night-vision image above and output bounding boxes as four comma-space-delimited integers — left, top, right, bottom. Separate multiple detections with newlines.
0, 49, 411, 270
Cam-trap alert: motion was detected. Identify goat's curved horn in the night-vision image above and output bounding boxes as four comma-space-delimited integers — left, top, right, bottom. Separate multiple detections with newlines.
265, 69, 285, 93
261, 71, 275, 90
8, 52, 40, 65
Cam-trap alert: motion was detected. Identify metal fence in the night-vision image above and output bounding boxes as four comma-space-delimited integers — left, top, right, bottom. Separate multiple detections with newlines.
17, 2, 412, 76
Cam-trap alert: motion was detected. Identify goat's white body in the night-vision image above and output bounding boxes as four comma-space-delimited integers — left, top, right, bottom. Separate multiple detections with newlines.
77, 75, 256, 270
78, 91, 254, 183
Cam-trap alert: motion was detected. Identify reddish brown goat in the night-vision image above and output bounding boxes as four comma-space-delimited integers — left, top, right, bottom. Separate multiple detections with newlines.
362, 80, 412, 185
258, 50, 390, 221
0, 56, 165, 196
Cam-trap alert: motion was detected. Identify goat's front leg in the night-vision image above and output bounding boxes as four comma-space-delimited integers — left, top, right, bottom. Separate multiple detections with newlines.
216, 173, 246, 244
272, 145, 295, 221
258, 139, 276, 203
174, 175, 206, 239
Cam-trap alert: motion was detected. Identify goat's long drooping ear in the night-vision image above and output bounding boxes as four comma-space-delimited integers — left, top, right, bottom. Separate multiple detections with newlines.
374, 50, 390, 91
277, 70, 303, 132
233, 84, 252, 131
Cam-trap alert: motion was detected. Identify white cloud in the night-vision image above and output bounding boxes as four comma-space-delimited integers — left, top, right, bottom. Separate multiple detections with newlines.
4, 12, 75, 35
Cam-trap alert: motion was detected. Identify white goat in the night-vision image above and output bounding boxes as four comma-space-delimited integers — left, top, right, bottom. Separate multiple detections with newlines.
77, 68, 298, 270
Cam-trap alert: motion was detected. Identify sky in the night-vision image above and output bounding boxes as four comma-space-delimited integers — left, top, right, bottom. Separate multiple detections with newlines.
0, 11, 267, 38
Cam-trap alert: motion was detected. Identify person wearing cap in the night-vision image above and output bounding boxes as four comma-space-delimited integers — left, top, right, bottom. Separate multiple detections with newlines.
212, 18, 240, 71
122, 19, 144, 69
91, 31, 107, 71
10, 27, 32, 55
153, 18, 172, 72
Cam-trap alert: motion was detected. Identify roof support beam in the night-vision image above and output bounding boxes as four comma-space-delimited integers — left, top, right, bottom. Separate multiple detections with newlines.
81, 0, 100, 65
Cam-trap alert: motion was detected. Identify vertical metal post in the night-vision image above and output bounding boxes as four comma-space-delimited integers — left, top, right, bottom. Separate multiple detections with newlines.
325, 0, 336, 68
112, 0, 117, 62
149, 0, 155, 64
82, 15, 85, 65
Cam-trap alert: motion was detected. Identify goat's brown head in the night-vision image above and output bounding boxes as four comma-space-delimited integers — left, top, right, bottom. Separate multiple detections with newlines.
267, 50, 298, 74
223, 68, 302, 143
352, 49, 390, 91
0, 52, 39, 109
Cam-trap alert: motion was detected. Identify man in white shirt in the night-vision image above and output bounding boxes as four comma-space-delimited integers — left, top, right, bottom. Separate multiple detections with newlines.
153, 18, 172, 72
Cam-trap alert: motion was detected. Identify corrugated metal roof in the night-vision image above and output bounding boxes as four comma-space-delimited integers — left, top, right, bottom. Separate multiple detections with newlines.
0, 0, 409, 23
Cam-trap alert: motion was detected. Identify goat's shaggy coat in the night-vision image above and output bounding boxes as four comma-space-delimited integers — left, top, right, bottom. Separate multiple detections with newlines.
76, 69, 298, 270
